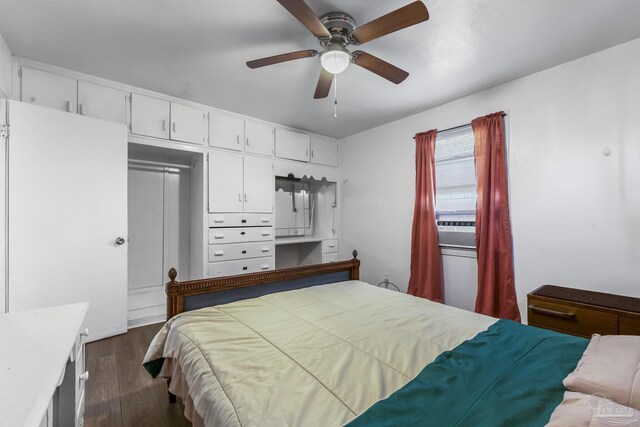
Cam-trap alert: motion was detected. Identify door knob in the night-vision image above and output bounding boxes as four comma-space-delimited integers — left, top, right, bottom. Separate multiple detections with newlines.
115, 237, 126, 245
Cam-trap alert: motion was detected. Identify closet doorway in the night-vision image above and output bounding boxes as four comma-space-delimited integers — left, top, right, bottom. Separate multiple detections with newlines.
127, 145, 203, 328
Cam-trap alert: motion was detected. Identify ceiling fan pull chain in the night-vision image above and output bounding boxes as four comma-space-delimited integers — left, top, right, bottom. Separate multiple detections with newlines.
334, 74, 338, 119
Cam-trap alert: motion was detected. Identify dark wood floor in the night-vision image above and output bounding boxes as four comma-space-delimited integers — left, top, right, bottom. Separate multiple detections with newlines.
85, 323, 191, 427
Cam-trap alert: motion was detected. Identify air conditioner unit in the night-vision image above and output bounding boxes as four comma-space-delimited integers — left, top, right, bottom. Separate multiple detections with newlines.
437, 215, 476, 248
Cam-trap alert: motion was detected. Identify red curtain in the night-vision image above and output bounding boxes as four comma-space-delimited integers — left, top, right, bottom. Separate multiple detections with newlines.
408, 130, 443, 302
472, 112, 521, 321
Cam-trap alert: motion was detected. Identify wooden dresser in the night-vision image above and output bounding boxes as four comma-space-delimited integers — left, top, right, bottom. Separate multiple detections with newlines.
528, 285, 640, 338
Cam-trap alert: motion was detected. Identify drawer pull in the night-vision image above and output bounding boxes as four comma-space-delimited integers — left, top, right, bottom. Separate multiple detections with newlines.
261, 218, 270, 223
262, 231, 271, 236
242, 250, 247, 254
214, 233, 224, 239
529, 305, 576, 319
240, 231, 246, 235
242, 266, 248, 271
79, 371, 89, 382
261, 247, 270, 253
328, 243, 336, 248
213, 218, 224, 223
261, 264, 270, 270
214, 250, 224, 256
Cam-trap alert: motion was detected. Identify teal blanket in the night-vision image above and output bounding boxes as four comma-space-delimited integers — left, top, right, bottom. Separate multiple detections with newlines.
348, 320, 587, 427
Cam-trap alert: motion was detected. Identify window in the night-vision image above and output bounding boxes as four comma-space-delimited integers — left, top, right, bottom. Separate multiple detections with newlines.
434, 125, 476, 228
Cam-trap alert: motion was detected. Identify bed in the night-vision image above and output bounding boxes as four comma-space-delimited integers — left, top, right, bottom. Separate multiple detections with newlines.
143, 255, 595, 426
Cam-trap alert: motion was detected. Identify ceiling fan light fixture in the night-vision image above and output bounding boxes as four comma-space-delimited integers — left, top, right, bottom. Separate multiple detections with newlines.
320, 44, 351, 74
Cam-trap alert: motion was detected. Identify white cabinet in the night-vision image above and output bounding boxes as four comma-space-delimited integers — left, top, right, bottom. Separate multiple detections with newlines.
209, 151, 244, 213
209, 111, 244, 151
275, 128, 310, 162
244, 156, 274, 212
21, 66, 77, 113
130, 93, 170, 139
208, 152, 273, 213
310, 137, 338, 167
78, 81, 127, 124
170, 102, 207, 145
245, 120, 274, 156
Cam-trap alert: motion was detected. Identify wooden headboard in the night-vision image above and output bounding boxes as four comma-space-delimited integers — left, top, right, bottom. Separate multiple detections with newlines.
166, 252, 360, 319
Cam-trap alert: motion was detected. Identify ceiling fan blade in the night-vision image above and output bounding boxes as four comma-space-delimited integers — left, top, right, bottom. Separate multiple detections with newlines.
352, 51, 409, 84
314, 68, 334, 99
246, 49, 318, 69
276, 0, 331, 39
350, 1, 429, 45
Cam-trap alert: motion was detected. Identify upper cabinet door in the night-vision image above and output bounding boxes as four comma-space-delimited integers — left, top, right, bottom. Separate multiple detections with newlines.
77, 81, 127, 124
245, 120, 274, 157
21, 66, 77, 113
310, 137, 338, 167
243, 156, 274, 213
130, 93, 170, 139
170, 102, 207, 145
275, 129, 310, 162
209, 111, 243, 151
209, 152, 244, 213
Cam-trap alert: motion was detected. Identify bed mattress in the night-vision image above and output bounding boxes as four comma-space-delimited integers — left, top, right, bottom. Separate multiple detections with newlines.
144, 280, 497, 426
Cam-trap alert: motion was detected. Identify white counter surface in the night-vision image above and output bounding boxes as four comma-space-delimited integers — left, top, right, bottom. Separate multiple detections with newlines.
0, 302, 89, 427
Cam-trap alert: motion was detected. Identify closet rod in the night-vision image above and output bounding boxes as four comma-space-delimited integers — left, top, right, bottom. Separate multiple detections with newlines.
413, 113, 507, 139
128, 159, 193, 169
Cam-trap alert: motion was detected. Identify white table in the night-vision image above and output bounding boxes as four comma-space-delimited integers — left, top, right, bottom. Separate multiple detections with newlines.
0, 302, 89, 427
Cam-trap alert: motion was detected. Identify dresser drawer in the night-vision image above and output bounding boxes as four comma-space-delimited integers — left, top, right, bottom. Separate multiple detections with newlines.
208, 227, 273, 244
208, 242, 274, 262
620, 315, 640, 335
528, 298, 618, 337
208, 213, 274, 227
322, 239, 339, 254
207, 256, 274, 277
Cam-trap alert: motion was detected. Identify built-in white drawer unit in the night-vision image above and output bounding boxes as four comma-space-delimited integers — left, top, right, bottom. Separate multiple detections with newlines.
207, 256, 274, 277
322, 252, 339, 263
322, 238, 339, 254
208, 213, 274, 228
208, 227, 273, 244
208, 242, 275, 262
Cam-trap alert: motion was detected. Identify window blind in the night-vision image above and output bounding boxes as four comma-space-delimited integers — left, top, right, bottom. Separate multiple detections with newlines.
434, 125, 476, 220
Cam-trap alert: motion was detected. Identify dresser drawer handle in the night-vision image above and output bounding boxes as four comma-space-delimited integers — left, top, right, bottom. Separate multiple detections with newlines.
529, 305, 576, 319
79, 371, 89, 382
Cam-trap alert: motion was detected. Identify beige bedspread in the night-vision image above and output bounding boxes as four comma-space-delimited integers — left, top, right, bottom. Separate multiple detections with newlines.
144, 280, 496, 426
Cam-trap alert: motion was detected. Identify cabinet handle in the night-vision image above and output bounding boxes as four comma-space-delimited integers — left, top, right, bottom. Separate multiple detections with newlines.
236, 135, 240, 145
162, 120, 167, 131
261, 247, 270, 253
311, 150, 314, 158
214, 250, 224, 256
261, 264, 270, 270
244, 193, 248, 202
306, 148, 309, 157
172, 122, 176, 133
214, 233, 224, 239
261, 218, 270, 223
528, 305, 576, 319
66, 100, 72, 113
213, 218, 224, 223
246, 137, 250, 146
262, 231, 271, 236
328, 243, 336, 248
79, 104, 84, 115
79, 371, 89, 382
238, 193, 242, 202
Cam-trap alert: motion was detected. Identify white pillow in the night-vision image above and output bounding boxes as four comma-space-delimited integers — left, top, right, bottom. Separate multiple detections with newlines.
564, 334, 640, 410
547, 391, 640, 426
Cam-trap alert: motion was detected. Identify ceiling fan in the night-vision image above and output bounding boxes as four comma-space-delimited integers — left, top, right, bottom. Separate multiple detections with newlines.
246, 0, 429, 99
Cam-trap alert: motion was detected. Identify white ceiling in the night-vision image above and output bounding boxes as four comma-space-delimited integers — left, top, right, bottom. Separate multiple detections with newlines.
1, 1, 640, 138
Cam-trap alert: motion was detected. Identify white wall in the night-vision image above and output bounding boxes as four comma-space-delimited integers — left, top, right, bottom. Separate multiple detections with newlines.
339, 38, 640, 321
0, 33, 11, 98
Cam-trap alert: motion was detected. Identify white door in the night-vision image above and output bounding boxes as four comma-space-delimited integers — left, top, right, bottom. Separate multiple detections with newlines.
7, 100, 128, 341
209, 111, 243, 151
130, 93, 170, 139
170, 103, 207, 145
310, 137, 338, 166
208, 151, 243, 213
243, 156, 273, 213
245, 120, 274, 156
77, 81, 127, 124
275, 128, 310, 162
21, 66, 77, 113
